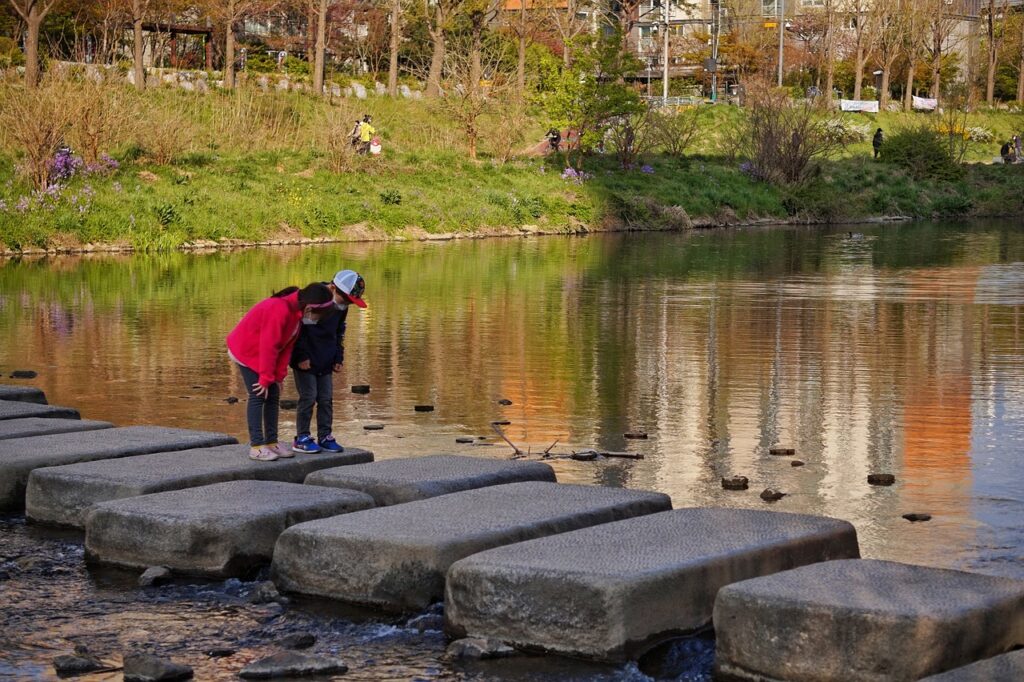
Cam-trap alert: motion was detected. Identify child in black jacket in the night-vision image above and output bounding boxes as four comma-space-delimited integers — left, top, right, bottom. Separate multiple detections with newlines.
289, 270, 366, 453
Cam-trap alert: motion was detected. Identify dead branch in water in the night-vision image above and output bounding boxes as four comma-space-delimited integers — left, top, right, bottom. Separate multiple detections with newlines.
491, 422, 524, 457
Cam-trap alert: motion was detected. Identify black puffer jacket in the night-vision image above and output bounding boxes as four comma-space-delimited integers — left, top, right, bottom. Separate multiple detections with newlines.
290, 305, 348, 376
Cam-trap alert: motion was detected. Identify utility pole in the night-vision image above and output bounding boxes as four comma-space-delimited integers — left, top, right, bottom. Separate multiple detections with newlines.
710, 0, 720, 101
663, 9, 670, 101
777, 0, 784, 87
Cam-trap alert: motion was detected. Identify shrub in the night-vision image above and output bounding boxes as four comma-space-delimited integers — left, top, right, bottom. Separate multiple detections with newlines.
882, 125, 963, 181
649, 105, 706, 157
0, 78, 76, 190
741, 82, 846, 185
379, 189, 402, 205
822, 118, 871, 144
966, 126, 994, 143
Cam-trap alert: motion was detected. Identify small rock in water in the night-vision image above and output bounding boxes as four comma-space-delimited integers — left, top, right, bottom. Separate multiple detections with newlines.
769, 447, 795, 456
791, 460, 806, 467
444, 637, 517, 661
351, 385, 370, 394
53, 653, 107, 676
279, 399, 298, 410
239, 652, 348, 679
278, 632, 316, 650
867, 473, 896, 486
225, 396, 239, 404
406, 613, 445, 632
903, 513, 932, 522
363, 423, 385, 431
455, 437, 475, 444
623, 431, 648, 439
497, 398, 513, 406
760, 488, 786, 502
204, 648, 236, 658
721, 476, 749, 491
10, 370, 37, 379
491, 420, 511, 426
248, 581, 282, 604
571, 450, 599, 461
122, 653, 193, 681
138, 566, 172, 587
414, 404, 434, 412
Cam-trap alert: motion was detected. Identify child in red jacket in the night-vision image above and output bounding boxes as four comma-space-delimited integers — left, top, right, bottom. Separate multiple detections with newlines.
227, 283, 334, 461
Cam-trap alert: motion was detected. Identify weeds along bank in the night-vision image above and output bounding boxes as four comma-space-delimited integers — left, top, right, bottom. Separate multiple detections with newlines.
0, 79, 1022, 253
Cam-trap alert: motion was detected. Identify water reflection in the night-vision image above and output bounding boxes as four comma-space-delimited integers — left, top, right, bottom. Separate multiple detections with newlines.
1, 221, 1022, 584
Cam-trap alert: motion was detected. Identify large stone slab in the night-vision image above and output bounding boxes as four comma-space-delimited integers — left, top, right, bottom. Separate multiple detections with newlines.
27, 444, 373, 527
85, 481, 375, 577
304, 454, 556, 505
272, 481, 672, 611
0, 401, 79, 421
0, 417, 113, 441
0, 426, 237, 511
714, 559, 1024, 682
445, 507, 860, 662
0, 384, 47, 404
921, 650, 1024, 682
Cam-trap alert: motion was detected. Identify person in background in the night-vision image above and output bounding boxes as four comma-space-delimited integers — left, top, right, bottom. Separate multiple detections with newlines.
357, 115, 376, 155
1000, 139, 1013, 165
1014, 135, 1022, 163
349, 119, 362, 149
872, 128, 884, 160
290, 270, 367, 454
226, 283, 334, 461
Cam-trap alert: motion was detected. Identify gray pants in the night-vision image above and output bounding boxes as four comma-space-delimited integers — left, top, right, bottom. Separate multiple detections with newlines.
238, 363, 279, 447
294, 370, 334, 440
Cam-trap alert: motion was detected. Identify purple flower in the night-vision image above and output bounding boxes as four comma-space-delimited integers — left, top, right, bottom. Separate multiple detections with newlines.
641, 165, 655, 174
15, 196, 30, 212
49, 148, 83, 184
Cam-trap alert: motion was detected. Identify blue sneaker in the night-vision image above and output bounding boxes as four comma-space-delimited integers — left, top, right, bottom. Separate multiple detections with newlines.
318, 434, 344, 453
292, 435, 321, 454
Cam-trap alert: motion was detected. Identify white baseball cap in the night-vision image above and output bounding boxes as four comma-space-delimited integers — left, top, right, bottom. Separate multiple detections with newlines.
332, 270, 366, 308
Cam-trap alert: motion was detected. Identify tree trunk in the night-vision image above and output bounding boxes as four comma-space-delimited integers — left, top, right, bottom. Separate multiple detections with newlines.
225, 13, 236, 89
930, 48, 940, 100
823, 7, 835, 105
1018, 50, 1024, 103
985, 0, 996, 105
470, 32, 481, 99
133, 8, 145, 90
516, 4, 526, 96
313, 0, 328, 94
24, 4, 42, 88
880, 66, 891, 109
387, 0, 400, 96
853, 44, 864, 100
904, 60, 915, 110
425, 26, 444, 97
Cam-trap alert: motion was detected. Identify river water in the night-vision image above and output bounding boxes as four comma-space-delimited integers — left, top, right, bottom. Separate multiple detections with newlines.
2, 221, 1023, 679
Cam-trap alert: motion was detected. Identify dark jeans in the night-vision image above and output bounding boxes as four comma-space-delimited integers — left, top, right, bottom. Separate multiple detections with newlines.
294, 369, 334, 440
237, 363, 280, 446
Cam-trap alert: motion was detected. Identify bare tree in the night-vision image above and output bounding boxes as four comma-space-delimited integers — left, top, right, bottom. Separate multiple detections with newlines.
539, 0, 591, 66
7, 0, 61, 87
387, 0, 401, 95
504, 0, 544, 96
902, 0, 925, 110
844, 0, 877, 100
984, 0, 1009, 104
423, 0, 466, 97
212, 0, 261, 89
312, 0, 330, 93
924, 0, 961, 101
435, 36, 512, 158
872, 0, 909, 108
131, 0, 151, 89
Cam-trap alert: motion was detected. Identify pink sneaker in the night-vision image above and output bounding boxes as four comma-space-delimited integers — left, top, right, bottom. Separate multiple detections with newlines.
249, 446, 278, 462
266, 443, 293, 459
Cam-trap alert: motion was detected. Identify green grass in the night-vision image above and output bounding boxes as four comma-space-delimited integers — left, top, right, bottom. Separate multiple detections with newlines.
1, 89, 1022, 252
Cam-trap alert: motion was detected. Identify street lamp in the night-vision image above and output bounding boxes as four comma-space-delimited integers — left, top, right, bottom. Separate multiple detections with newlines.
777, 0, 784, 87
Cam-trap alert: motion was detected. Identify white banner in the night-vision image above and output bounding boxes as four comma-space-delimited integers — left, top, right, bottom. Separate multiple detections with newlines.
840, 99, 880, 113
912, 95, 938, 111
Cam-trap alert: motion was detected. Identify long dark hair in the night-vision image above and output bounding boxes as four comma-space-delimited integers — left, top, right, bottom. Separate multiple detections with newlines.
270, 284, 332, 307
271, 286, 299, 298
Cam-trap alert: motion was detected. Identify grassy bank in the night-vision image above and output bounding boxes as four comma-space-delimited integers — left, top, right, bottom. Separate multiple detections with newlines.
1, 85, 1022, 252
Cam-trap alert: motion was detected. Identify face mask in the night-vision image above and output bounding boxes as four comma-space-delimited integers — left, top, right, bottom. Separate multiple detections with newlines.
302, 311, 319, 325
334, 301, 349, 311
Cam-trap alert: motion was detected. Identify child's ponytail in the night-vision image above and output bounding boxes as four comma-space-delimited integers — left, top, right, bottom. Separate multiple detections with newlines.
271, 286, 299, 298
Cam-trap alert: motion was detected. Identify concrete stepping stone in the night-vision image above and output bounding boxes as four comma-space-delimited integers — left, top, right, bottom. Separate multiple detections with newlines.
0, 417, 113, 441
27, 444, 373, 527
713, 559, 1024, 682
85, 480, 375, 577
0, 401, 79, 421
0, 426, 237, 511
444, 507, 860, 662
272, 481, 671, 610
304, 454, 556, 505
921, 650, 1024, 681
0, 384, 47, 404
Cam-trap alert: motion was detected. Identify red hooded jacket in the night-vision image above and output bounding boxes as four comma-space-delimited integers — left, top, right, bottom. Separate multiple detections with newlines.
226, 291, 303, 387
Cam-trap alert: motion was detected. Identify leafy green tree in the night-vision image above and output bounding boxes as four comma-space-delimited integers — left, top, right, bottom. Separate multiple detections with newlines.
541, 27, 644, 168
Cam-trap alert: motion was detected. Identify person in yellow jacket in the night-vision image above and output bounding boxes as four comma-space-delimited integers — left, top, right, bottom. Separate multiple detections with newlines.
357, 115, 376, 155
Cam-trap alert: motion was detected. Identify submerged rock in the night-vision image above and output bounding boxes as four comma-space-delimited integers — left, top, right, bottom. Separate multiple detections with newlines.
225, 396, 239, 404
406, 613, 444, 632
444, 637, 517, 661
138, 566, 172, 587
791, 460, 806, 467
278, 632, 315, 650
455, 437, 475, 444
239, 652, 348, 679
122, 653, 193, 681
722, 476, 749, 491
414, 405, 434, 412
868, 473, 896, 486
903, 513, 932, 522
351, 385, 370, 394
623, 431, 648, 439
10, 370, 38, 379
279, 399, 298, 410
760, 488, 786, 502
53, 653, 107, 676
204, 648, 236, 658
363, 424, 385, 431
768, 447, 795, 456
248, 581, 282, 604
497, 398, 513, 406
